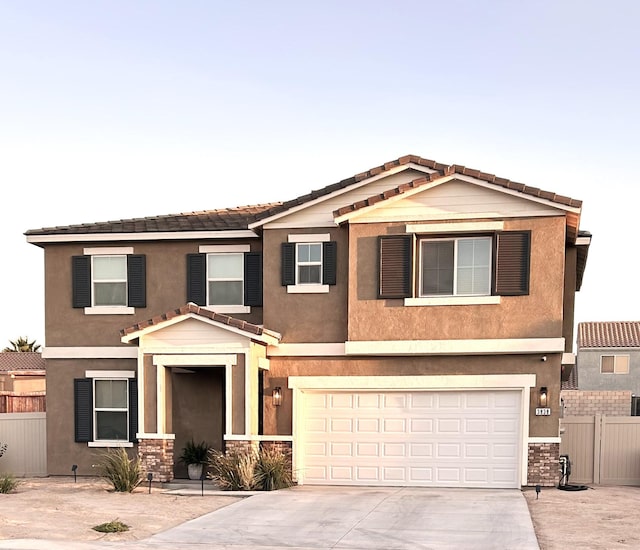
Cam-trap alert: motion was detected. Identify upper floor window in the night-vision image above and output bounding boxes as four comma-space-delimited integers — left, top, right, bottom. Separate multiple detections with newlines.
187, 247, 262, 312
601, 355, 629, 374
281, 235, 337, 294
379, 230, 530, 302
72, 248, 146, 314
420, 237, 491, 297
92, 255, 127, 306
207, 253, 244, 306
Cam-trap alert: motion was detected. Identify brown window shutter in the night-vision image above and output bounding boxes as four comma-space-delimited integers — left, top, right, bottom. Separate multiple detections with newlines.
378, 235, 412, 298
495, 231, 531, 296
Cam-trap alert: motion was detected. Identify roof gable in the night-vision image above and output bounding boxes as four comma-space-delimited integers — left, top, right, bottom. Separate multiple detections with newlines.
120, 303, 281, 346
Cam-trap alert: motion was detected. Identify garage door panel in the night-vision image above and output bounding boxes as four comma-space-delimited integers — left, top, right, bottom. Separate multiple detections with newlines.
301, 390, 521, 488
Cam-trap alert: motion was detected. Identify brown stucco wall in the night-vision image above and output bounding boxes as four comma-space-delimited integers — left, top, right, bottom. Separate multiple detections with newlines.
45, 358, 136, 475
262, 227, 348, 342
347, 217, 567, 341
262, 354, 562, 439
43, 239, 262, 347
563, 246, 577, 353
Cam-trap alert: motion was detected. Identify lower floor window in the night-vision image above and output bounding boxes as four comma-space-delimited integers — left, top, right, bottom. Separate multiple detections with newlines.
94, 379, 129, 440
74, 373, 137, 445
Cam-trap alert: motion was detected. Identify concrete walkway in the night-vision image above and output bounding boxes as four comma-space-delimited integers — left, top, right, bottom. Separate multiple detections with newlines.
0, 486, 540, 549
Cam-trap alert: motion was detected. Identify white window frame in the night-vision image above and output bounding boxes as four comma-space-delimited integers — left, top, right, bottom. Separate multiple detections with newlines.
83, 247, 134, 315
419, 236, 492, 298
206, 252, 249, 313
85, 370, 135, 447
295, 242, 322, 285
600, 354, 630, 374
286, 234, 330, 294
198, 244, 251, 313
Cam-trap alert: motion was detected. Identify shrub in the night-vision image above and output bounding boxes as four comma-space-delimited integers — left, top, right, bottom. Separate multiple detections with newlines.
93, 519, 129, 533
207, 449, 257, 490
0, 474, 20, 494
178, 439, 210, 465
208, 446, 293, 491
94, 447, 143, 493
254, 446, 293, 491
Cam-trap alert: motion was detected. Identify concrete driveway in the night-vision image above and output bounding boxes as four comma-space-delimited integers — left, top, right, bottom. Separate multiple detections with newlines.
146, 485, 539, 549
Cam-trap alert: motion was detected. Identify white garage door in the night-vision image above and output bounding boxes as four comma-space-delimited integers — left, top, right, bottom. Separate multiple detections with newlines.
300, 390, 521, 488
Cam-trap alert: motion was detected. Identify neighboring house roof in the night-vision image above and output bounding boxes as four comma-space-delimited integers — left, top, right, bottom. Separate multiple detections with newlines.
578, 321, 640, 349
561, 363, 579, 390
0, 352, 46, 373
25, 154, 584, 238
120, 302, 281, 344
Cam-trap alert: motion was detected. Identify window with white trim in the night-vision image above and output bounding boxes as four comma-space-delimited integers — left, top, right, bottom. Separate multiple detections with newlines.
601, 355, 630, 374
92, 255, 127, 306
94, 379, 129, 441
420, 236, 491, 296
207, 253, 244, 306
296, 243, 322, 284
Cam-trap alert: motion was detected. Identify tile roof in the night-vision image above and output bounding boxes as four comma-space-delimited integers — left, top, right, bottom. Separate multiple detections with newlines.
578, 322, 640, 349
333, 162, 582, 219
120, 303, 281, 341
0, 352, 46, 372
561, 364, 579, 390
25, 203, 280, 236
26, 154, 583, 237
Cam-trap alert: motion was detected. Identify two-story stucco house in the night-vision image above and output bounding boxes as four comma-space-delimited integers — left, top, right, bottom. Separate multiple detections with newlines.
26, 154, 590, 487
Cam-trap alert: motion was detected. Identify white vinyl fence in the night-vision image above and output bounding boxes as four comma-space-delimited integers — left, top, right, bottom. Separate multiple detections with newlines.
0, 412, 47, 476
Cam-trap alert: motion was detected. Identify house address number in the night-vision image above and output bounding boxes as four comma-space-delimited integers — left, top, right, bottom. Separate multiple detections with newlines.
535, 408, 551, 416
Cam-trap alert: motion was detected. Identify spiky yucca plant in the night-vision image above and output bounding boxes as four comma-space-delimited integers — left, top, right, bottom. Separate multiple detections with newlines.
95, 447, 143, 493
254, 446, 293, 491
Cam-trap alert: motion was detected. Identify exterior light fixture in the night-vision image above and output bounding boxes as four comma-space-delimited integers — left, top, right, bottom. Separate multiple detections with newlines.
272, 387, 283, 407
539, 387, 548, 408
147, 472, 153, 494
71, 464, 78, 483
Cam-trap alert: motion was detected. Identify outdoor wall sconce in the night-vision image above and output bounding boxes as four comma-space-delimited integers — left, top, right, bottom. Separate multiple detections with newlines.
272, 387, 283, 406
539, 387, 548, 408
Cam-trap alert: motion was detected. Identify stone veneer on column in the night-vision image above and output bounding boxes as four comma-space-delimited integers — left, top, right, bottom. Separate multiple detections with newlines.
527, 442, 560, 487
138, 439, 175, 483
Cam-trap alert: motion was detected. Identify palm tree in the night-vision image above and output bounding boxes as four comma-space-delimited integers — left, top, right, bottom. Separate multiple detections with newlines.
3, 336, 41, 352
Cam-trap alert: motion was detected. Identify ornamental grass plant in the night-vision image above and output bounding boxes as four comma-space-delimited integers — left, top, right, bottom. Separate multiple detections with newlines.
94, 447, 143, 493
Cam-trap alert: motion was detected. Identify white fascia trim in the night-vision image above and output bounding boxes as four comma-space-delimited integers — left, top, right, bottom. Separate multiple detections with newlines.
152, 354, 237, 366
136, 433, 176, 440
199, 244, 251, 253
88, 441, 134, 448
140, 344, 249, 355
344, 338, 565, 356
288, 233, 331, 243
562, 352, 575, 366
43, 347, 139, 359
528, 437, 562, 444
288, 374, 537, 390
224, 435, 294, 442
267, 343, 346, 357
249, 163, 436, 230
26, 230, 258, 244
406, 221, 505, 234
85, 306, 135, 315
575, 236, 591, 246
84, 246, 134, 255
86, 370, 135, 378
287, 284, 330, 294
258, 357, 270, 370
405, 296, 501, 307
205, 305, 251, 314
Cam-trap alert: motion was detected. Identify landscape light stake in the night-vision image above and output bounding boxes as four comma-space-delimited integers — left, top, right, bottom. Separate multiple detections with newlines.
201, 472, 204, 496
147, 472, 153, 494
535, 484, 541, 499
71, 464, 77, 483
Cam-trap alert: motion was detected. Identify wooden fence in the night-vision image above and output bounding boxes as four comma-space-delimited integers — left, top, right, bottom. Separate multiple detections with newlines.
0, 392, 46, 413
560, 415, 640, 485
0, 412, 47, 476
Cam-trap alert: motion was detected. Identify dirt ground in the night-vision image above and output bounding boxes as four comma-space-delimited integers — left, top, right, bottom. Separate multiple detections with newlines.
524, 484, 640, 550
1, 478, 640, 547
0, 477, 242, 543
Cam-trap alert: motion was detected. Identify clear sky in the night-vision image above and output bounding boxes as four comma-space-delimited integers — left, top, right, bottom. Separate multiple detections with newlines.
1, 1, 638, 348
